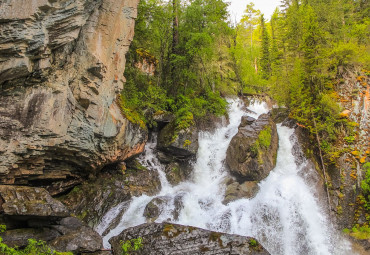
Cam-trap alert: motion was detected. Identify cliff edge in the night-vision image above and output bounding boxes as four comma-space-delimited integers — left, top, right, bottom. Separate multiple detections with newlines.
0, 0, 145, 193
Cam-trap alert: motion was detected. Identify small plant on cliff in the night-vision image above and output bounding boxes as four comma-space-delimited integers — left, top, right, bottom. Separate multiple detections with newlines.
120, 237, 143, 255
360, 162, 370, 210
248, 238, 262, 251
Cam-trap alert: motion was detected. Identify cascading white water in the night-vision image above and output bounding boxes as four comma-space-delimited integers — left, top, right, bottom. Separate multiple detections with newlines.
97, 98, 353, 254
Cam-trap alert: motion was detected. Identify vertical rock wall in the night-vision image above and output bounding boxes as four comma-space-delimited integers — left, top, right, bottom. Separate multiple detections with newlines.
0, 0, 144, 190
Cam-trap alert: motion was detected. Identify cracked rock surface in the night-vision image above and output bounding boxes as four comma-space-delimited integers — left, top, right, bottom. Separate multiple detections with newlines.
0, 0, 145, 190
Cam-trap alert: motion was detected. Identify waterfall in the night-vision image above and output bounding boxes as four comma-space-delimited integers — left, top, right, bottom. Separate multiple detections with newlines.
97, 98, 353, 254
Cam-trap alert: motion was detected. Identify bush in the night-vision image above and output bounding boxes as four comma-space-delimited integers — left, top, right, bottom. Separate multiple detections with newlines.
120, 237, 143, 255
0, 225, 72, 255
361, 162, 370, 199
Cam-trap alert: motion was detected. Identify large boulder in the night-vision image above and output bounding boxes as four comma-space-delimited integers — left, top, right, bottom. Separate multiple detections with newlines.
109, 223, 269, 255
61, 163, 161, 228
49, 217, 103, 253
223, 178, 259, 204
143, 196, 184, 222
158, 121, 199, 159
226, 114, 278, 182
0, 185, 69, 218
0, 0, 145, 192
0, 228, 61, 248
163, 161, 192, 186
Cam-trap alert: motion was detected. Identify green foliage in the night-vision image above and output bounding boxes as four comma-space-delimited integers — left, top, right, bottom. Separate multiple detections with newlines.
248, 238, 258, 247
346, 226, 370, 240
250, 126, 272, 164
258, 127, 272, 149
120, 0, 232, 130
361, 163, 370, 209
120, 237, 143, 255
0, 237, 71, 255
260, 14, 271, 79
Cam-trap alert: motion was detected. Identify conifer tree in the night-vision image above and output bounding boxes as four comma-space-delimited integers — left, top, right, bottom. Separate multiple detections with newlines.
260, 14, 271, 79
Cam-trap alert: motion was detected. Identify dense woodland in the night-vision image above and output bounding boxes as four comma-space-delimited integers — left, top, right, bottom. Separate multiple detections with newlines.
121, 0, 369, 228
123, 0, 368, 151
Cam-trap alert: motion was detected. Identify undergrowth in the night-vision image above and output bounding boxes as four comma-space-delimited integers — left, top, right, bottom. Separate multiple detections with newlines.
0, 225, 71, 255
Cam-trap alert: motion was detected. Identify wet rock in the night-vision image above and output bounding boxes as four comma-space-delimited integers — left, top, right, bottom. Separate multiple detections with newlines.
49, 225, 103, 253
157, 151, 175, 164
153, 112, 175, 130
0, 185, 69, 218
164, 162, 192, 185
144, 196, 184, 222
61, 167, 160, 228
124, 165, 162, 197
0, 0, 145, 188
270, 108, 289, 123
0, 215, 102, 253
226, 114, 278, 182
195, 114, 229, 133
109, 222, 269, 254
158, 121, 199, 159
223, 180, 259, 204
144, 197, 171, 222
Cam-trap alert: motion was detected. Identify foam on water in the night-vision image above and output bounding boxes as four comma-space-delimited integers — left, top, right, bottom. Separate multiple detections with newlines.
97, 98, 352, 254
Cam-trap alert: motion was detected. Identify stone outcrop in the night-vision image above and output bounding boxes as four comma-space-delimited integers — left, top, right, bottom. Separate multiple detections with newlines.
48, 217, 103, 253
223, 178, 259, 204
0, 185, 69, 218
158, 121, 199, 159
109, 222, 269, 255
226, 114, 278, 182
1, 216, 103, 253
0, 185, 102, 252
61, 163, 161, 228
143, 196, 183, 222
0, 0, 144, 190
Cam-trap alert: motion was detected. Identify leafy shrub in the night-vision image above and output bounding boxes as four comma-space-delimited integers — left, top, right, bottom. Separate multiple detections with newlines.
0, 225, 71, 255
361, 162, 370, 203
120, 237, 143, 255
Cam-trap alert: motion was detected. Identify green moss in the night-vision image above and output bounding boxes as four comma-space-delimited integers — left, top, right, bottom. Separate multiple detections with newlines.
183, 139, 192, 148
250, 126, 272, 164
258, 127, 272, 149
348, 226, 370, 240
209, 232, 222, 242
336, 205, 343, 215
118, 95, 147, 129
77, 210, 88, 220
120, 237, 143, 255
248, 238, 263, 251
162, 224, 181, 238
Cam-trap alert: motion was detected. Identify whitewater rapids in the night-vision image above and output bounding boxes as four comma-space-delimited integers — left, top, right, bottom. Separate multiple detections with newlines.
97, 98, 352, 255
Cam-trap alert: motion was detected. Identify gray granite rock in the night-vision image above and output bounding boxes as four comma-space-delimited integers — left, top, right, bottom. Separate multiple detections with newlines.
226, 114, 278, 182
109, 222, 270, 255
0, 185, 69, 218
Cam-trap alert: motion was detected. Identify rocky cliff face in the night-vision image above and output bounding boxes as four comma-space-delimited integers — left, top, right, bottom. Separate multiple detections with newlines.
0, 0, 145, 191
327, 70, 370, 229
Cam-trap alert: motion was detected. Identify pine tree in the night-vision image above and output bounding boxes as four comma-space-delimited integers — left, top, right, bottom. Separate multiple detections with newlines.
270, 9, 281, 73
260, 14, 271, 79
301, 4, 324, 93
